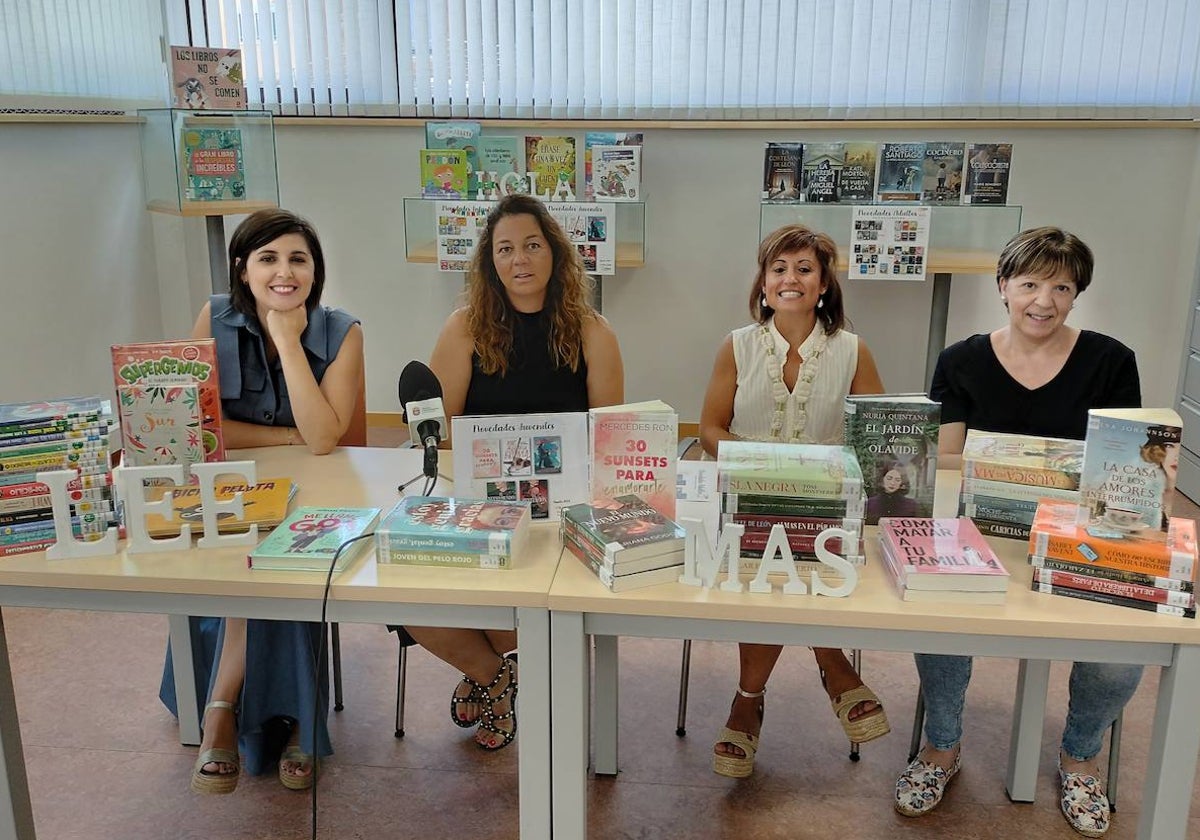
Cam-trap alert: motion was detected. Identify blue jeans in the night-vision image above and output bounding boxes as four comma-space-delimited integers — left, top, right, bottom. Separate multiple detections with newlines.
914, 654, 1143, 761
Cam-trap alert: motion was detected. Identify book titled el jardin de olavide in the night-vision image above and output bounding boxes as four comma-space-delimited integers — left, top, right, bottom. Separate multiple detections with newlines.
589, 401, 678, 520
248, 507, 380, 572
111, 339, 226, 462
143, 478, 295, 538
843, 394, 940, 525
169, 45, 245, 110
1076, 408, 1183, 539
180, 127, 246, 202
878, 517, 1010, 604
375, 497, 532, 570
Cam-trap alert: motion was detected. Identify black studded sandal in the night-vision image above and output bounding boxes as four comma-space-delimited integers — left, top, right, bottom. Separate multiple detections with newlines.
475, 656, 518, 751
450, 676, 484, 728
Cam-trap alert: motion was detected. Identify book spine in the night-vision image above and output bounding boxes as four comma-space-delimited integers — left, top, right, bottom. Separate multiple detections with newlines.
961, 477, 1079, 505
0, 413, 107, 435
563, 532, 617, 589
958, 496, 1036, 525
380, 548, 509, 570
971, 518, 1032, 541
0, 437, 110, 459
962, 461, 1078, 490
0, 427, 109, 447
721, 493, 864, 519
562, 518, 612, 560
0, 471, 113, 491
0, 504, 113, 532
738, 530, 852, 555
0, 538, 57, 557
1030, 530, 1196, 581
0, 452, 109, 474
717, 474, 862, 499
377, 529, 512, 556
723, 512, 863, 538
1032, 567, 1195, 609
1030, 579, 1195, 619
1028, 554, 1195, 593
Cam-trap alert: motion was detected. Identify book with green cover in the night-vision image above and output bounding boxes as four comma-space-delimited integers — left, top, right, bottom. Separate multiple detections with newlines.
425, 121, 482, 196
716, 441, 863, 499
562, 495, 685, 564
843, 394, 940, 524
375, 496, 531, 559
181, 127, 245, 202
420, 148, 468, 198
248, 506, 380, 572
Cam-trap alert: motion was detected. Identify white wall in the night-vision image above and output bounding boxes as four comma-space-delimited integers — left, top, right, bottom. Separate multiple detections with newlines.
3, 121, 1198, 419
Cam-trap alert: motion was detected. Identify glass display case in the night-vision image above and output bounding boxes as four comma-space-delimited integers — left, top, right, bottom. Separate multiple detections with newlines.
138, 108, 279, 216
402, 197, 646, 268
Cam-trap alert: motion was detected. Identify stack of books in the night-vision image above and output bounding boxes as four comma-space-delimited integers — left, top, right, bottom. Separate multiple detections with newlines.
1028, 408, 1195, 618
716, 441, 866, 575
375, 497, 531, 570
959, 430, 1083, 540
0, 396, 118, 556
561, 495, 685, 592
878, 517, 1010, 605
249, 506, 381, 572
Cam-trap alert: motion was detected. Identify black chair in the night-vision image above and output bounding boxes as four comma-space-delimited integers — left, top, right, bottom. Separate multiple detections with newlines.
328, 626, 417, 739
908, 682, 1123, 811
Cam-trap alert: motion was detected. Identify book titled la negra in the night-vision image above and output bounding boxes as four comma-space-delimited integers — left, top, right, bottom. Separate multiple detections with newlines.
375, 497, 532, 570
716, 441, 863, 500
248, 507, 380, 572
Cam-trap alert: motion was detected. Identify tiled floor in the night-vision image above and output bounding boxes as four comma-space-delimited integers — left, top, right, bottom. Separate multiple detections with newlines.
4, 432, 1198, 839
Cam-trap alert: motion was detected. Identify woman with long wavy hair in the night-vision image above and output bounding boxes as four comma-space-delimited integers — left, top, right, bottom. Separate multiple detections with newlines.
408, 194, 624, 751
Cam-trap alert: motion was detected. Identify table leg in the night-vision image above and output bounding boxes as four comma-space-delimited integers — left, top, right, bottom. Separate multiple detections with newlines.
551, 611, 588, 840
168, 615, 201, 746
592, 635, 619, 776
0, 609, 35, 839
515, 607, 551, 840
925, 272, 952, 389
1005, 658, 1049, 802
1138, 644, 1200, 839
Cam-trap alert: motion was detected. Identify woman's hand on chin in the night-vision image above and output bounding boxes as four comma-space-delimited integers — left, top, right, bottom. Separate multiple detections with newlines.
266, 305, 308, 344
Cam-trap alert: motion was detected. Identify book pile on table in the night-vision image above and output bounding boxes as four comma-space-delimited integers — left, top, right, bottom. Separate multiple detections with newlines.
375, 497, 531, 570
716, 441, 866, 575
0, 396, 118, 556
561, 495, 685, 592
1028, 408, 1195, 619
959, 429, 1083, 540
878, 517, 1010, 605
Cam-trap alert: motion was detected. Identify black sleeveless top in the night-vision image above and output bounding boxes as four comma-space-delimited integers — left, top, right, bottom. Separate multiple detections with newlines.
462, 309, 590, 415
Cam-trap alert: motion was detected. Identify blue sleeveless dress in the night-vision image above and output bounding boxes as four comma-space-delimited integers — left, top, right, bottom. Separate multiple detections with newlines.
159, 294, 359, 774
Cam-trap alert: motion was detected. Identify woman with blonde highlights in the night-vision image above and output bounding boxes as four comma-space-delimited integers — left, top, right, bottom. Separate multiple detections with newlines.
409, 194, 624, 751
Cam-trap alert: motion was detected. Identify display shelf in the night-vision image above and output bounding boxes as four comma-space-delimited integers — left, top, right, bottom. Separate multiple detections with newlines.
138, 108, 279, 216
760, 203, 1023, 274
402, 197, 646, 268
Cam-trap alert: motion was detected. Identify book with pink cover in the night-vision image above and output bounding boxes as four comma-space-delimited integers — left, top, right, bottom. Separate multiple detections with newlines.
878, 516, 1009, 592
589, 401, 677, 519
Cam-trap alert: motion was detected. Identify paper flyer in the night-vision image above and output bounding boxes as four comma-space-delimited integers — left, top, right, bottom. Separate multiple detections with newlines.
435, 200, 492, 272
849, 205, 931, 282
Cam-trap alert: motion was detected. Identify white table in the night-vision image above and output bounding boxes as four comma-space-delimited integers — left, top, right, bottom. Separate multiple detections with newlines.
547, 473, 1200, 840
0, 447, 556, 840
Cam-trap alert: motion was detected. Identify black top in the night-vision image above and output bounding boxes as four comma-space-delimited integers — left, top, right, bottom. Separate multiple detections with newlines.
462, 309, 590, 416
930, 330, 1141, 440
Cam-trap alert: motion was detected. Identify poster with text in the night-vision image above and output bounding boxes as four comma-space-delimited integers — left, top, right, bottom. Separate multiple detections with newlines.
849, 205, 931, 282
435, 200, 492, 272
546, 202, 616, 275
170, 46, 245, 110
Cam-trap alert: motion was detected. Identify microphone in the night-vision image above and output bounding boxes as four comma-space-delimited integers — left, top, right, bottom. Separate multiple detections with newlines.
397, 361, 448, 480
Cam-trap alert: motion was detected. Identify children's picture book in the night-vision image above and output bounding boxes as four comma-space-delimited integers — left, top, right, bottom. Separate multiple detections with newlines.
375, 497, 531, 568
584, 132, 643, 200
170, 45, 245, 110
420, 148, 469, 199
424, 121, 482, 196
963, 143, 1013, 204
716, 441, 863, 500
802, 142, 845, 203
111, 339, 225, 461
844, 394, 939, 524
592, 145, 641, 200
117, 384, 203, 468
961, 430, 1084, 490
1076, 407, 1183, 539
878, 517, 1009, 593
477, 135, 522, 197
839, 141, 878, 202
562, 495, 685, 564
762, 142, 803, 201
143, 477, 295, 537
921, 142, 965, 203
525, 135, 577, 198
452, 412, 589, 521
876, 142, 926, 202
248, 506, 380, 572
180, 127, 245, 202
1030, 499, 1198, 583
590, 401, 678, 519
